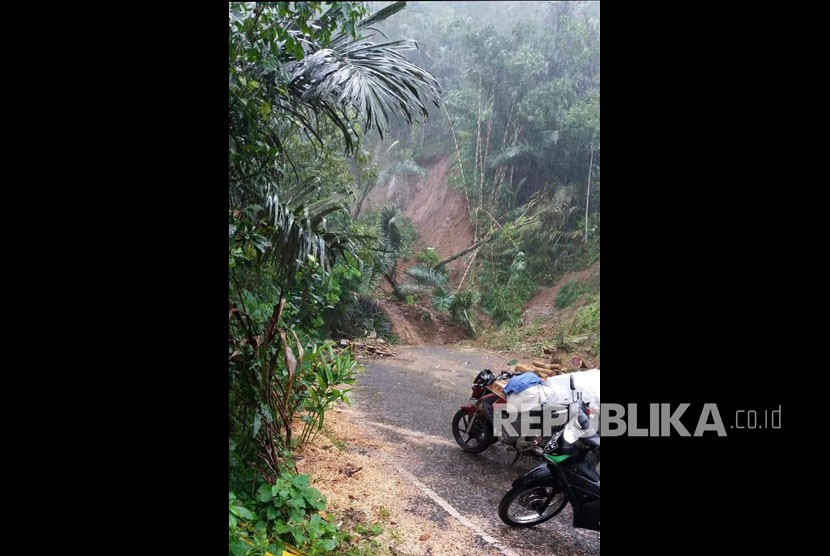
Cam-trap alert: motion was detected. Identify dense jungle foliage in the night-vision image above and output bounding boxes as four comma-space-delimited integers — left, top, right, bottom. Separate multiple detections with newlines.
374, 1, 600, 327
228, 3, 598, 554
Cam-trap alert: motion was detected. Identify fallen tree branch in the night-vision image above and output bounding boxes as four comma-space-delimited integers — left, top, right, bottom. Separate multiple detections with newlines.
433, 233, 496, 270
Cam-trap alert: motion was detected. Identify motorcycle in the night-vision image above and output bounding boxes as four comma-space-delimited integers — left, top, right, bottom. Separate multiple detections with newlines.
451, 369, 564, 463
497, 374, 600, 531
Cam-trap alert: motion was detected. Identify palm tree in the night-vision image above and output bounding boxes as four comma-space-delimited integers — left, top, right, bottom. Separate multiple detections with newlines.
374, 204, 406, 298
229, 1, 441, 285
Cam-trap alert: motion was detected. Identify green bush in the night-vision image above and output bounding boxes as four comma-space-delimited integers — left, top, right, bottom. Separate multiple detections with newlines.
555, 278, 599, 309
570, 296, 600, 334
416, 247, 440, 265
555, 281, 584, 309
338, 295, 393, 340
299, 345, 359, 445
394, 216, 419, 258
229, 472, 345, 556
479, 252, 537, 325
556, 295, 600, 356
450, 289, 480, 336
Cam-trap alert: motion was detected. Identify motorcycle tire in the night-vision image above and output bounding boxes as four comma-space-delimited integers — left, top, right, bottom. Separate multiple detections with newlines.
498, 482, 568, 527
451, 409, 492, 453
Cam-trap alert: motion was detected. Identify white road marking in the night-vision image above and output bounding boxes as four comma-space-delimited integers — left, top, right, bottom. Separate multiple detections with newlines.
354, 416, 521, 556
391, 462, 521, 556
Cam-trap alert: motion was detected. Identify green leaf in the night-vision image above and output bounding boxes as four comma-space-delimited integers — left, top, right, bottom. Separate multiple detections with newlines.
257, 484, 273, 503
229, 514, 237, 529
252, 413, 262, 438
234, 504, 256, 520
259, 102, 272, 117
229, 539, 250, 556
322, 538, 338, 551
432, 290, 456, 312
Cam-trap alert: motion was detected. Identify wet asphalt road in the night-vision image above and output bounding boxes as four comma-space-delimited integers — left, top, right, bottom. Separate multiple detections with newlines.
349, 345, 600, 556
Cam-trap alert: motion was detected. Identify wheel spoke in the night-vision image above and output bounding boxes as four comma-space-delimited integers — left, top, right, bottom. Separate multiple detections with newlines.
507, 487, 564, 523
459, 415, 483, 446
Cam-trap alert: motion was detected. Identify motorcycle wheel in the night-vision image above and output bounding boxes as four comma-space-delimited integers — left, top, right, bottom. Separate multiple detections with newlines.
451, 409, 492, 453
498, 483, 568, 527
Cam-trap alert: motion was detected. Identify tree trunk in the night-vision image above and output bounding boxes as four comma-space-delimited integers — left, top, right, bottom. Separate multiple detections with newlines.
442, 104, 473, 221
584, 146, 594, 243
383, 267, 404, 300
433, 234, 496, 270
353, 183, 372, 218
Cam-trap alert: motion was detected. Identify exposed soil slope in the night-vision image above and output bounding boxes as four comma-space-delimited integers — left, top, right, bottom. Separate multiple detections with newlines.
379, 299, 467, 346
364, 156, 475, 282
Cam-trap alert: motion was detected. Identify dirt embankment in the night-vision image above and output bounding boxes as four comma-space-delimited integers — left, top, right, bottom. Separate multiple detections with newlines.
379, 299, 468, 346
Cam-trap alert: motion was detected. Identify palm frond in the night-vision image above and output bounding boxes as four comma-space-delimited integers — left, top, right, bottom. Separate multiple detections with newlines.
289, 37, 441, 141
357, 260, 382, 295
377, 159, 426, 185
262, 191, 350, 278
431, 288, 456, 313
340, 295, 393, 339
354, 1, 407, 33
405, 263, 449, 289
489, 129, 560, 170
397, 283, 432, 296
374, 248, 396, 278
377, 204, 403, 253
488, 143, 535, 169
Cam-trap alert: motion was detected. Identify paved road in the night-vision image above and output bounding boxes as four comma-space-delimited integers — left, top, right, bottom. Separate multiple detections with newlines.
349, 345, 600, 556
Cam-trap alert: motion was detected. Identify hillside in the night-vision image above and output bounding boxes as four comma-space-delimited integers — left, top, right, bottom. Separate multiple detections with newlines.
362, 155, 475, 283
363, 155, 599, 363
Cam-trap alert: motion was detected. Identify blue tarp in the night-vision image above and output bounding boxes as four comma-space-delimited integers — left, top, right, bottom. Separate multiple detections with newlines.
503, 372, 543, 396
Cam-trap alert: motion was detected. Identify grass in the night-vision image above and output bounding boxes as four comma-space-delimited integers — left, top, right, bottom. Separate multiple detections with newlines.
478, 322, 552, 356
322, 428, 348, 451
477, 290, 600, 359
555, 276, 600, 309
569, 295, 600, 335
416, 247, 439, 266
558, 294, 600, 356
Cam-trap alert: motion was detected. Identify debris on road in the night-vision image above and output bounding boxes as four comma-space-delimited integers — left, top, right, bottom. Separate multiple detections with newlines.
337, 336, 397, 358
511, 348, 595, 378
